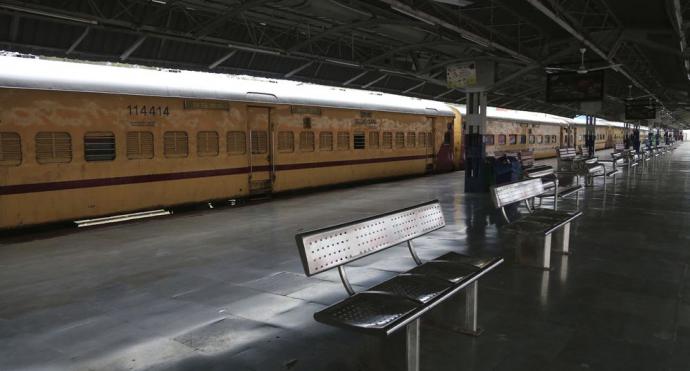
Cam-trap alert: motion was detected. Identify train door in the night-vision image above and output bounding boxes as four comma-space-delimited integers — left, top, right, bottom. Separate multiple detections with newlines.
247, 106, 274, 195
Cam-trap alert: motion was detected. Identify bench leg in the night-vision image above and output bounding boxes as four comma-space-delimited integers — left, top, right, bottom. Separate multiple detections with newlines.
552, 223, 571, 255
515, 234, 552, 270
458, 281, 483, 336
406, 319, 420, 371
542, 234, 552, 270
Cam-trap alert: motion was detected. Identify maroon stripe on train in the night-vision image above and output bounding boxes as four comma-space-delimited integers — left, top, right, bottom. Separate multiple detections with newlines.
0, 155, 431, 195
275, 154, 428, 170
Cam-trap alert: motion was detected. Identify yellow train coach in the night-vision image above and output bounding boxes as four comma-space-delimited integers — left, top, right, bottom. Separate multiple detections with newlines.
0, 56, 461, 229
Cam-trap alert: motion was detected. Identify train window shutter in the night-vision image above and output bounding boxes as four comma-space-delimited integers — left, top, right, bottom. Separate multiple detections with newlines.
382, 132, 393, 149
278, 131, 294, 152
251, 131, 268, 154
319, 132, 333, 151
369, 132, 379, 149
126, 131, 154, 159
427, 132, 433, 147
418, 132, 426, 148
0, 132, 21, 166
407, 132, 416, 148
337, 132, 349, 150
36, 132, 72, 164
395, 132, 405, 148
227, 131, 246, 154
300, 131, 315, 152
353, 132, 365, 149
197, 131, 219, 157
164, 131, 189, 158
84, 132, 116, 162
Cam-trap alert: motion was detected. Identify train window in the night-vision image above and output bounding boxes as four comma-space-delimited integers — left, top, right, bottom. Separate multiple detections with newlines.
251, 131, 268, 154
278, 131, 294, 152
520, 135, 526, 144
498, 134, 506, 145
369, 132, 380, 149
319, 132, 333, 151
545, 136, 550, 144
164, 131, 189, 158
36, 132, 72, 164
538, 135, 543, 144
529, 135, 535, 144
0, 132, 21, 166
197, 131, 219, 157
552, 135, 557, 143
126, 131, 154, 159
300, 131, 315, 152
427, 132, 433, 147
509, 135, 517, 145
395, 132, 405, 148
227, 131, 246, 154
484, 135, 495, 145
84, 132, 116, 161
418, 133, 426, 147
353, 132, 366, 149
382, 132, 393, 149
337, 132, 350, 150
407, 132, 416, 148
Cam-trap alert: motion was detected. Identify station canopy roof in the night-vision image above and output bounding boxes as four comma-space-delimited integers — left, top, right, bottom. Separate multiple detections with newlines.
1, 0, 689, 128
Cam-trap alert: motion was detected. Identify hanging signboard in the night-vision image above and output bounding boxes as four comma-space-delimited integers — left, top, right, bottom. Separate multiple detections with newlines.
546, 71, 604, 102
625, 101, 656, 120
447, 62, 477, 89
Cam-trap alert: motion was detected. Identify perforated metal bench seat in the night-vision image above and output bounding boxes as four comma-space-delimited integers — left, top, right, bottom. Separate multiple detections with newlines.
491, 178, 582, 269
314, 255, 503, 335
295, 200, 503, 370
503, 209, 582, 236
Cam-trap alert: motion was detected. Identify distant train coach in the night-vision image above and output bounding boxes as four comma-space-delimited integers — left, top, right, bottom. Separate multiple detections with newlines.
0, 56, 461, 229
0, 56, 644, 230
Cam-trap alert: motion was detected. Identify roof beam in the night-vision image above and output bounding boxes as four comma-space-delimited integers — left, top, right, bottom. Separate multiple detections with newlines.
525, 0, 661, 105
361, 74, 388, 88
209, 49, 237, 69
669, 0, 690, 80
9, 14, 19, 42
284, 60, 314, 78
66, 26, 90, 55
343, 70, 369, 86
192, 0, 274, 39
402, 81, 426, 94
120, 35, 147, 61
378, 0, 535, 64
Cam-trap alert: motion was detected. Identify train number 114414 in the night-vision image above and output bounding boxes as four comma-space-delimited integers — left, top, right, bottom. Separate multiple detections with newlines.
127, 105, 170, 116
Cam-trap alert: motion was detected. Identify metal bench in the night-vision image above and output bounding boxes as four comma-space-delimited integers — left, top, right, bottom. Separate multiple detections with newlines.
557, 147, 608, 187
490, 178, 583, 270
523, 165, 583, 210
519, 150, 535, 169
556, 147, 580, 172
295, 200, 503, 371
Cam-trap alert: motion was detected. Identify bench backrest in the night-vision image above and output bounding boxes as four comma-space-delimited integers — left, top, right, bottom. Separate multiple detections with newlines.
557, 148, 577, 159
519, 150, 534, 168
295, 200, 445, 276
490, 178, 544, 208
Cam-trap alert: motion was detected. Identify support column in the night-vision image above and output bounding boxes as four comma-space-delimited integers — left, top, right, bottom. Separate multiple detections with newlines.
585, 115, 596, 158
464, 91, 487, 192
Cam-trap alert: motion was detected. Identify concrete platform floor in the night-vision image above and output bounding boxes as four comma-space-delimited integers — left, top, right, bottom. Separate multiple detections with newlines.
1, 145, 690, 371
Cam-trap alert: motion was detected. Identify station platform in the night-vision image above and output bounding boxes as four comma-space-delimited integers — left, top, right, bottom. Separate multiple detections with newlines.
1, 144, 689, 371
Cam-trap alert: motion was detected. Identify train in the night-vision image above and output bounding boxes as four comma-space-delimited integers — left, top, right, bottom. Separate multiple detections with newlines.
0, 55, 644, 229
